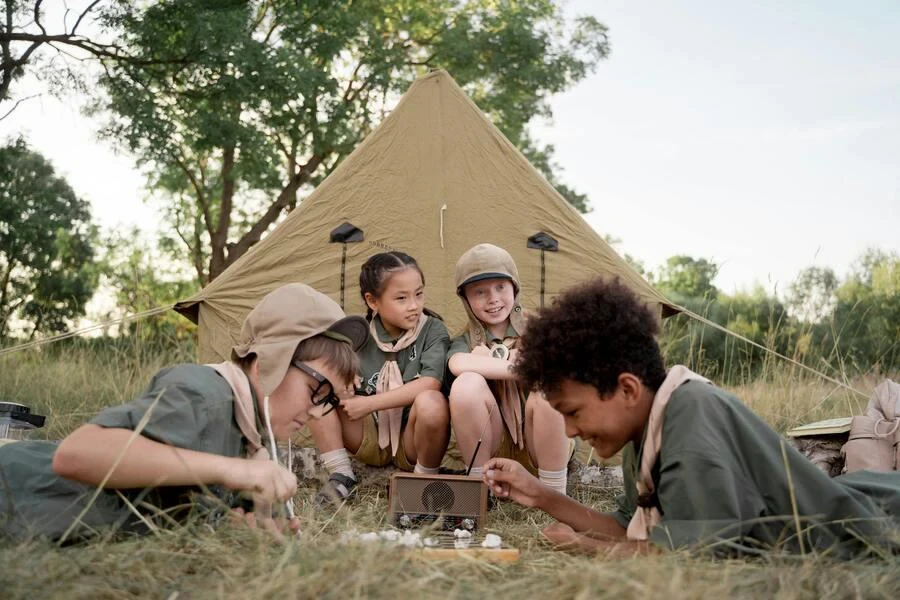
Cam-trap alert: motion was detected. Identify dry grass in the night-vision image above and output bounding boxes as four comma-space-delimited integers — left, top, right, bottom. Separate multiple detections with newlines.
1, 340, 899, 599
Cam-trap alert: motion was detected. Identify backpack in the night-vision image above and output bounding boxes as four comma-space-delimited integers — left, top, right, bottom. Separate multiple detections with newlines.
842, 379, 900, 472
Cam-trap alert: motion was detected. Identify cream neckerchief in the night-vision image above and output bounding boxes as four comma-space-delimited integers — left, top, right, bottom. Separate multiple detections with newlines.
626, 365, 710, 541
370, 313, 428, 456
207, 362, 275, 518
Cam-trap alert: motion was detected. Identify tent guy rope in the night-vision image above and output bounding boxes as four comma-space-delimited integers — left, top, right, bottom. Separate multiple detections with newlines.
0, 299, 869, 400
0, 305, 175, 357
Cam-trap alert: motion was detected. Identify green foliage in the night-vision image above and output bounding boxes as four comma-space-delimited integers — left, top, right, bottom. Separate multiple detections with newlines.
101, 228, 199, 342
0, 0, 145, 117
98, 0, 610, 283
812, 250, 900, 373
657, 249, 898, 383
788, 266, 838, 322
0, 138, 99, 339
656, 255, 719, 300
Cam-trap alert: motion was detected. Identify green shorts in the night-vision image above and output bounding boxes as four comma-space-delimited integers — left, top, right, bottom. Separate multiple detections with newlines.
352, 414, 414, 471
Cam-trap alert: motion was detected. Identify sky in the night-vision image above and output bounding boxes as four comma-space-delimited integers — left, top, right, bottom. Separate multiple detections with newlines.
2, 0, 899, 299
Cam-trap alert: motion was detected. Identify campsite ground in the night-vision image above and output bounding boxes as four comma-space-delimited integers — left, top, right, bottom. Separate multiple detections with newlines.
1, 340, 897, 599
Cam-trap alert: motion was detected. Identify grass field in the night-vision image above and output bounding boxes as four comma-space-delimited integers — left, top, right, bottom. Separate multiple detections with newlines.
0, 339, 898, 599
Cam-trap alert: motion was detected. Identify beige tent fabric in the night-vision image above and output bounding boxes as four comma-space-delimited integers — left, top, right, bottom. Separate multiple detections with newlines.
175, 70, 677, 362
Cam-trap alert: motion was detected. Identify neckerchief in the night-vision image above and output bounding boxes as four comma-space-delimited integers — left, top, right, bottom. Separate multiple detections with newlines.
626, 365, 710, 541
370, 313, 428, 456
206, 361, 276, 518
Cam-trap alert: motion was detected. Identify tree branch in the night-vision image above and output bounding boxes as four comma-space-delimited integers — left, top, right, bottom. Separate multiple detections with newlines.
170, 149, 212, 239
342, 60, 364, 103
225, 151, 328, 266
207, 144, 235, 279
33, 0, 46, 36
70, 0, 101, 36
172, 203, 205, 284
0, 92, 39, 120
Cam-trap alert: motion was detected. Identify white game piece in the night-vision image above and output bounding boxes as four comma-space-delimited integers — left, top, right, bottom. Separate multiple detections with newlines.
379, 529, 400, 542
338, 530, 358, 544
454, 538, 472, 549
359, 532, 379, 543
424, 537, 439, 547
453, 528, 473, 538
481, 533, 502, 548
399, 530, 422, 547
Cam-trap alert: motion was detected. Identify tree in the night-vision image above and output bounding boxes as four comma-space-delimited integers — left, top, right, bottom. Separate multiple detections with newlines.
98, 0, 610, 284
655, 255, 719, 300
0, 0, 190, 120
0, 138, 98, 338
101, 228, 198, 342
825, 250, 900, 372
787, 266, 838, 322
1, 0, 119, 118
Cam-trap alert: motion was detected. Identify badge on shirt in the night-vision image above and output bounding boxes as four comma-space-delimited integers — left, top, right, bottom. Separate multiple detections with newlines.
364, 372, 379, 395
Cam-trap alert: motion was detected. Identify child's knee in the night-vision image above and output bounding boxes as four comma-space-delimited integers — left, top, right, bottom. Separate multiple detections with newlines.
526, 392, 558, 421
414, 390, 450, 427
449, 372, 490, 407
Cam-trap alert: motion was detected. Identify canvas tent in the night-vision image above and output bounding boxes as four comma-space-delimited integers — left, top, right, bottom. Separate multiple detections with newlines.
175, 69, 677, 362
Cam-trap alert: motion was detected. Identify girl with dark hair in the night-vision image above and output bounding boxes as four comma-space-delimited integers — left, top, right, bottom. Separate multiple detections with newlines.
307, 252, 451, 504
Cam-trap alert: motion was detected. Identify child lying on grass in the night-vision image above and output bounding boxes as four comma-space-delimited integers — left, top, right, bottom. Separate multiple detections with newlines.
0, 284, 367, 543
484, 278, 900, 558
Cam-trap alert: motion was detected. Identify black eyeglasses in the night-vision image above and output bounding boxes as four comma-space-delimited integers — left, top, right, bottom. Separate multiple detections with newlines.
293, 362, 340, 416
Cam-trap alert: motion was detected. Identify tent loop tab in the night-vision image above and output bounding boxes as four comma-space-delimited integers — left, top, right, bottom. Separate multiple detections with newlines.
330, 222, 365, 309
527, 231, 559, 309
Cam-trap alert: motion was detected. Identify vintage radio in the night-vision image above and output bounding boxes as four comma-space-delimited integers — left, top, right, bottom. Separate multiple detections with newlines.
388, 473, 488, 532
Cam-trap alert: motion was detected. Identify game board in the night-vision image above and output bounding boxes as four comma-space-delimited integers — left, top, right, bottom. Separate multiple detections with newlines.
418, 533, 520, 563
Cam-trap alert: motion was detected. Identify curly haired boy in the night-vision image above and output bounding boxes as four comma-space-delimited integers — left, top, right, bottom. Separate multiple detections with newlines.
484, 278, 900, 558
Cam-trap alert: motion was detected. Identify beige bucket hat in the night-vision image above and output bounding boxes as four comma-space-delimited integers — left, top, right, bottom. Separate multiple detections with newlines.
232, 283, 368, 397
454, 244, 527, 347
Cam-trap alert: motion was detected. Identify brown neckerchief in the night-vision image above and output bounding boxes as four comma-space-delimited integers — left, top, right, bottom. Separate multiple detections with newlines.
461, 298, 529, 449
206, 362, 274, 518
626, 365, 710, 541
370, 313, 428, 456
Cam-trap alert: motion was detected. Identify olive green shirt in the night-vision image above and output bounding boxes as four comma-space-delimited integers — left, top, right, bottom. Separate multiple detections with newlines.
356, 316, 450, 423
610, 381, 900, 557
447, 323, 520, 359
0, 365, 248, 542
447, 324, 524, 437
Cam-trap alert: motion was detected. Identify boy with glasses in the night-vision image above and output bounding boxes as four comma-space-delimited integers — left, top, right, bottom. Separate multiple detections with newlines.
0, 284, 367, 542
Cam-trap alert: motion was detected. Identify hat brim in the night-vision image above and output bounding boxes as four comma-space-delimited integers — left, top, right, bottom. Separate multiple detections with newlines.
457, 272, 515, 294
256, 338, 303, 400
327, 315, 369, 352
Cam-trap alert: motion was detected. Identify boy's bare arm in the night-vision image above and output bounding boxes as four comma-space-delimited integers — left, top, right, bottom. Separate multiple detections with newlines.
53, 424, 296, 502
538, 488, 628, 540
484, 458, 627, 539
543, 524, 654, 556
448, 352, 515, 379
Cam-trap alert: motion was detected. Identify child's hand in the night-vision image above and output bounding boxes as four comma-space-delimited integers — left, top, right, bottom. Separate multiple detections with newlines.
229, 507, 302, 541
341, 395, 374, 421
471, 344, 492, 356
541, 522, 578, 548
223, 460, 298, 503
483, 458, 547, 508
